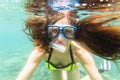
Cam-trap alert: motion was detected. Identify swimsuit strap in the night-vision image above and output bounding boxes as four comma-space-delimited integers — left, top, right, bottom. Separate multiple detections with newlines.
69, 44, 74, 63
47, 47, 53, 69
47, 44, 74, 64
48, 47, 53, 62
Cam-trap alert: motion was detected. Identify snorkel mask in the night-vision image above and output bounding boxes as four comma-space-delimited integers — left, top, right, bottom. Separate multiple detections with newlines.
47, 24, 77, 40
48, 24, 77, 53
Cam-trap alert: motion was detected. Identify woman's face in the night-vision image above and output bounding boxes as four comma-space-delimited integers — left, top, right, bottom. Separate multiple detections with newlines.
48, 17, 76, 48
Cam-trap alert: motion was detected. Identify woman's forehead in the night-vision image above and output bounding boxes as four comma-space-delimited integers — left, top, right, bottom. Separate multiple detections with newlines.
48, 12, 76, 25
54, 17, 71, 25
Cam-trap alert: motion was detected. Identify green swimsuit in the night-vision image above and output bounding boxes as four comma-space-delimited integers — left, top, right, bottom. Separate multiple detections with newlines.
46, 45, 76, 71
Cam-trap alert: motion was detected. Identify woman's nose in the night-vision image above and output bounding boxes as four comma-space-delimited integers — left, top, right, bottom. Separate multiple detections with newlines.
57, 33, 64, 41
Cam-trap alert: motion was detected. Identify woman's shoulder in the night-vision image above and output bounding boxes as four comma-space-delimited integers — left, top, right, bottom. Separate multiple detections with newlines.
30, 46, 48, 61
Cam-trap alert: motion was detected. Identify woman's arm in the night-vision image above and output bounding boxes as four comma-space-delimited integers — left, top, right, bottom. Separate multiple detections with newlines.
16, 47, 45, 80
71, 41, 103, 80
80, 51, 102, 80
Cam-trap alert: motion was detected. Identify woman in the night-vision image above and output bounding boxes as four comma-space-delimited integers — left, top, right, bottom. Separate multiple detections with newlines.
16, 0, 120, 80
16, 10, 103, 80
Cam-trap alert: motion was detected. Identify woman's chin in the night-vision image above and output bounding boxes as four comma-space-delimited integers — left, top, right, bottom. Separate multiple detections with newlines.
50, 43, 66, 53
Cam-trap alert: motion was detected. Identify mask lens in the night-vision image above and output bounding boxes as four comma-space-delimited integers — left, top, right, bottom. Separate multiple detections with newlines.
63, 27, 75, 39
48, 26, 59, 38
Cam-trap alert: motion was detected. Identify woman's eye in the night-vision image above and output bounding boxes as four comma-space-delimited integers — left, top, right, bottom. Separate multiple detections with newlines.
64, 28, 73, 33
52, 28, 58, 33
51, 27, 59, 36
65, 30, 71, 33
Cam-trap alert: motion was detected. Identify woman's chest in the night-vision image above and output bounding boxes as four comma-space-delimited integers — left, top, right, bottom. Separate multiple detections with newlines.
44, 50, 79, 66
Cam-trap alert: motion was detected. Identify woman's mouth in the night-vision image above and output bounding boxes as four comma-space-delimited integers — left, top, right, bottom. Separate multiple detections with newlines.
55, 41, 64, 45
49, 42, 66, 53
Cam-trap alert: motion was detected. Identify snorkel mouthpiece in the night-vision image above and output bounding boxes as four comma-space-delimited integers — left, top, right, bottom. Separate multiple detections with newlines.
49, 42, 66, 53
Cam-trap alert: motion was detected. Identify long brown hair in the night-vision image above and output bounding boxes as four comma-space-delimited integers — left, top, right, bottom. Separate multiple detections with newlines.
23, 0, 120, 60
23, 11, 77, 53
76, 13, 120, 60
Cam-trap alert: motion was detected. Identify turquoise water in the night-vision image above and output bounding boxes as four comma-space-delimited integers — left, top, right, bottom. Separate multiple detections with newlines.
0, 0, 120, 80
